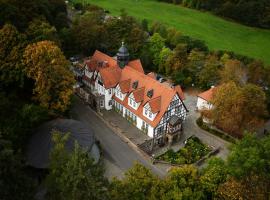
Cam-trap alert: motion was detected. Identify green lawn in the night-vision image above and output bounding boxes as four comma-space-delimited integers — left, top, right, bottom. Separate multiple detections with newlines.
75, 0, 270, 64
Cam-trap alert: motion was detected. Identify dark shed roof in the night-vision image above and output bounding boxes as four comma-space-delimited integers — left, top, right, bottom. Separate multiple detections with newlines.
168, 115, 182, 126
27, 119, 100, 169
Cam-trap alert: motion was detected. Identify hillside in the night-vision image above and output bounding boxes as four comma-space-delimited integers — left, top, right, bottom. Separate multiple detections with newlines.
77, 0, 270, 64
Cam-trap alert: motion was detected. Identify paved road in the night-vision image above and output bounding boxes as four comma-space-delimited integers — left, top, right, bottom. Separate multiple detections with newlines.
71, 98, 166, 179
183, 94, 230, 160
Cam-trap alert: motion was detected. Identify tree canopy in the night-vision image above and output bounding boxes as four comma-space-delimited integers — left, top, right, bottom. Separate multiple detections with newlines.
23, 40, 75, 113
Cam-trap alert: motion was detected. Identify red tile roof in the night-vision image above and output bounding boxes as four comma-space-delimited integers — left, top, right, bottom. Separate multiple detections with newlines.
119, 79, 131, 94
148, 96, 161, 113
99, 66, 121, 89
197, 86, 216, 102
114, 66, 183, 127
128, 59, 144, 73
147, 72, 157, 79
92, 50, 117, 67
133, 87, 145, 102
88, 50, 187, 127
174, 85, 185, 100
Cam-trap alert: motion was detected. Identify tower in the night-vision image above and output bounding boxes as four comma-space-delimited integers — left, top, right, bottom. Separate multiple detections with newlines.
117, 42, 129, 68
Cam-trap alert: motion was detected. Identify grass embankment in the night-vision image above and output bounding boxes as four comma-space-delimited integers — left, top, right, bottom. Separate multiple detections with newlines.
76, 0, 270, 64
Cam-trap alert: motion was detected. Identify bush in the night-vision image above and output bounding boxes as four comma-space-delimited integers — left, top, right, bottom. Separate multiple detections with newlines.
157, 136, 211, 164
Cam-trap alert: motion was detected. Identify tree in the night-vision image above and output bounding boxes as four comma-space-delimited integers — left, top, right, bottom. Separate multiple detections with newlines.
217, 176, 269, 200
150, 21, 168, 38
211, 82, 267, 137
23, 40, 75, 113
0, 139, 35, 200
26, 19, 60, 45
148, 33, 165, 69
158, 47, 173, 73
198, 54, 220, 89
227, 134, 270, 179
185, 49, 206, 84
219, 59, 246, 85
104, 10, 147, 57
72, 11, 107, 55
200, 157, 228, 199
109, 163, 158, 200
165, 44, 188, 75
165, 165, 205, 199
46, 132, 109, 200
0, 24, 26, 87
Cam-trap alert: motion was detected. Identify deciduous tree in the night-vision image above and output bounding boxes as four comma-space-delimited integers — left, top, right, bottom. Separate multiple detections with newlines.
109, 163, 158, 200
26, 19, 60, 45
0, 24, 26, 86
211, 82, 267, 136
23, 40, 75, 113
219, 59, 246, 85
46, 132, 109, 200
198, 54, 220, 89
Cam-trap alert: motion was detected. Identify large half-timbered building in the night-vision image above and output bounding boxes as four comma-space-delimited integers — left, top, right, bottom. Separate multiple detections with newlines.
77, 43, 188, 146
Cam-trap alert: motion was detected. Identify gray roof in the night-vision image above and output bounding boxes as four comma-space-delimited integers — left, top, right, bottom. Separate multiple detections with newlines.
168, 115, 182, 126
117, 42, 129, 57
27, 119, 100, 169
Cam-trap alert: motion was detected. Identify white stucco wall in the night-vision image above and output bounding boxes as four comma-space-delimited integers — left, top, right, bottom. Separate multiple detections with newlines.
148, 126, 154, 138
136, 116, 143, 130
104, 88, 113, 110
197, 97, 213, 110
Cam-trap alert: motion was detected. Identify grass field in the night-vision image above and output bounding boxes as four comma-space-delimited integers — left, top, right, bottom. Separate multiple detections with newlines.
76, 0, 270, 64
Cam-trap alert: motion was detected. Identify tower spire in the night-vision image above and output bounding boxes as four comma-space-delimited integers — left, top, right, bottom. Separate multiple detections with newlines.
117, 42, 129, 69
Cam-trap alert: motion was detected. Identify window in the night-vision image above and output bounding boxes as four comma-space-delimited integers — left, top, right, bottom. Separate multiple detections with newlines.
109, 89, 111, 94
149, 112, 152, 118
109, 100, 112, 106
157, 126, 163, 134
133, 101, 136, 108
100, 100, 104, 107
144, 109, 148, 115
129, 98, 132, 105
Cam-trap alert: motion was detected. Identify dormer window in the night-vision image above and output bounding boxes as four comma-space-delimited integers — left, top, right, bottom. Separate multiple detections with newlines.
147, 89, 154, 98
149, 112, 152, 118
132, 81, 138, 89
145, 109, 148, 115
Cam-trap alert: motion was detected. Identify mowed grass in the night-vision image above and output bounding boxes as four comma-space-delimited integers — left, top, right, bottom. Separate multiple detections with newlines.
75, 0, 270, 65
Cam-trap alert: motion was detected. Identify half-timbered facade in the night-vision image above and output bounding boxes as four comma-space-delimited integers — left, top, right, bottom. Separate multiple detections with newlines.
78, 43, 188, 146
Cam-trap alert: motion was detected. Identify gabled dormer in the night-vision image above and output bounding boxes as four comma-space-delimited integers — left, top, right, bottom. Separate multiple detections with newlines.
143, 100, 159, 121
128, 93, 140, 110
115, 84, 126, 101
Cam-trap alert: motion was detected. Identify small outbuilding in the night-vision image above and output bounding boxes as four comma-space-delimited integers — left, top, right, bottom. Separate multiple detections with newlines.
197, 86, 216, 111
27, 119, 100, 169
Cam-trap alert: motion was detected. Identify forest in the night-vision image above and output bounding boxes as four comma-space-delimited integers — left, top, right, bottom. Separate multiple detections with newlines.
158, 0, 270, 29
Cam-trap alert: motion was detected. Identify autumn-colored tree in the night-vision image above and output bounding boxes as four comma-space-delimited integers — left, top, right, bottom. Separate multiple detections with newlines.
211, 82, 267, 137
198, 54, 221, 89
217, 175, 269, 200
0, 24, 26, 86
165, 44, 188, 75
23, 40, 75, 113
219, 59, 246, 85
